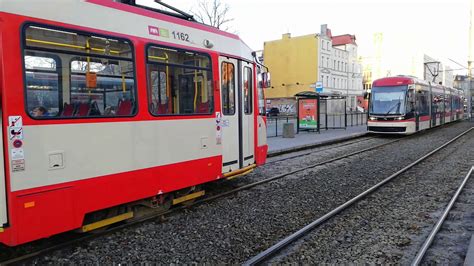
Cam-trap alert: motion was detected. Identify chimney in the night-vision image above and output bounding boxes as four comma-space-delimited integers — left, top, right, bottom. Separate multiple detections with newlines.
321, 24, 327, 36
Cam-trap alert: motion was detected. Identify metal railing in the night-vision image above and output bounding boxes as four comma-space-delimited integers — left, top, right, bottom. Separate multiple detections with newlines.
266, 112, 367, 137
266, 115, 297, 138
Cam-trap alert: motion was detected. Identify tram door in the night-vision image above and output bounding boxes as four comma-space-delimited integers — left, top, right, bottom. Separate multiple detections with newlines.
0, 109, 7, 228
219, 57, 240, 173
241, 61, 255, 168
219, 57, 255, 173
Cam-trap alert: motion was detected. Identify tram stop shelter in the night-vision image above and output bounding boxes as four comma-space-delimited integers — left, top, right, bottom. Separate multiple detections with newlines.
295, 91, 347, 133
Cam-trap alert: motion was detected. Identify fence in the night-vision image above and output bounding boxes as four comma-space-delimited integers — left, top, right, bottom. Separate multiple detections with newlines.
266, 112, 367, 137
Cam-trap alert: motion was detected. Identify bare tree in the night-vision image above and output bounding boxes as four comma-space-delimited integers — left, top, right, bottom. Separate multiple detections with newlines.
192, 0, 233, 31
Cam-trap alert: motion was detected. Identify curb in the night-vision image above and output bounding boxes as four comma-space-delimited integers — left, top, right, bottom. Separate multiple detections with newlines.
465, 234, 474, 266
267, 132, 368, 158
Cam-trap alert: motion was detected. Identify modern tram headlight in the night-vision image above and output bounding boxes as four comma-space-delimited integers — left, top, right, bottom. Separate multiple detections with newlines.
396, 116, 404, 120
369, 116, 376, 121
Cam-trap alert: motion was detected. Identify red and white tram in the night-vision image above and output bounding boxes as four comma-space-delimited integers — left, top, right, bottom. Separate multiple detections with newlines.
368, 76, 464, 134
0, 0, 269, 246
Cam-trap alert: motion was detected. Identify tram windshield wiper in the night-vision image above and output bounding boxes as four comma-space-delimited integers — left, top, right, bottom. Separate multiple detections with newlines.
385, 99, 402, 115
385, 96, 402, 115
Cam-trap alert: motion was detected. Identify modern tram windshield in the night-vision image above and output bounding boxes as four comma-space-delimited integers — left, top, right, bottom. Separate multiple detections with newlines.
369, 85, 407, 115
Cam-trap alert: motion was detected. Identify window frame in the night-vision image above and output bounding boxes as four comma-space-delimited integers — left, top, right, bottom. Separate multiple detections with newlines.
145, 43, 214, 117
21, 22, 138, 120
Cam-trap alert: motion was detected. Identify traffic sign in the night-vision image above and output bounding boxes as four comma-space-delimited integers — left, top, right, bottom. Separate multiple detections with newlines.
315, 81, 323, 93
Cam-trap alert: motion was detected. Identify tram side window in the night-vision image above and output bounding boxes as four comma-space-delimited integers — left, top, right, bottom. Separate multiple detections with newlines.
70, 58, 134, 116
417, 90, 430, 116
23, 25, 136, 119
243, 66, 253, 114
432, 92, 444, 113
221, 62, 235, 115
24, 53, 60, 116
147, 46, 213, 115
445, 95, 452, 113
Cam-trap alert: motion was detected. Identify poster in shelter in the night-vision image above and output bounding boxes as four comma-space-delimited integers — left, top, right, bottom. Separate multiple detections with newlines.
298, 99, 318, 129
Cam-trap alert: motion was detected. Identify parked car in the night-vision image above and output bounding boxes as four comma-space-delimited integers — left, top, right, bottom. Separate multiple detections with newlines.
266, 107, 280, 117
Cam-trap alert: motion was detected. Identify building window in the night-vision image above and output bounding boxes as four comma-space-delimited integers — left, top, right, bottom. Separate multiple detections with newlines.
322, 56, 325, 67
23, 24, 136, 119
147, 45, 213, 115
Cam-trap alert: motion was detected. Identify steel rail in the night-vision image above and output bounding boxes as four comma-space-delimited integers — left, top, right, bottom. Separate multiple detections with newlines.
1, 135, 404, 265
243, 127, 473, 266
266, 136, 378, 164
411, 166, 474, 265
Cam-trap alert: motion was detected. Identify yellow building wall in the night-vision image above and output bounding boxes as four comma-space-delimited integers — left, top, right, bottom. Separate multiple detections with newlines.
263, 33, 319, 99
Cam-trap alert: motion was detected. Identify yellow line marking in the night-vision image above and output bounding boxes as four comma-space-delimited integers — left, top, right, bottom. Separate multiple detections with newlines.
81, 212, 133, 233
172, 190, 205, 205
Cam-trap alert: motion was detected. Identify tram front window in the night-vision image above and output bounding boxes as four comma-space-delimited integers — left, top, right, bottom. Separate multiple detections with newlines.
369, 85, 407, 115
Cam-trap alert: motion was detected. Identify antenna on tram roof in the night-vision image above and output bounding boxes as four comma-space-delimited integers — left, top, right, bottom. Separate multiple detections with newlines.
153, 0, 196, 22
116, 0, 196, 22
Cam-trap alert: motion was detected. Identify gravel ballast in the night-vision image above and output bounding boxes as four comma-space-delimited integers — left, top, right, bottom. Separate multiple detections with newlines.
23, 122, 473, 264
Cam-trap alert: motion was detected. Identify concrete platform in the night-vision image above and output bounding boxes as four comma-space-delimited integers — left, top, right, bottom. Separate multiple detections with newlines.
267, 125, 368, 156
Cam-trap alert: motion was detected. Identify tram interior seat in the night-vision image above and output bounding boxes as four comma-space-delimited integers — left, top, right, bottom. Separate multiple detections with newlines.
158, 103, 168, 114
61, 103, 75, 117
75, 103, 91, 117
196, 101, 209, 113
117, 99, 133, 116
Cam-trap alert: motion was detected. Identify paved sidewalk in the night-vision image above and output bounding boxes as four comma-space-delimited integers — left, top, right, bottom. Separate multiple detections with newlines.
267, 125, 368, 156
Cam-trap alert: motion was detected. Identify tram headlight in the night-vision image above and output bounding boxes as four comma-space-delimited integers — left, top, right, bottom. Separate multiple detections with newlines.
396, 116, 404, 120
369, 116, 376, 121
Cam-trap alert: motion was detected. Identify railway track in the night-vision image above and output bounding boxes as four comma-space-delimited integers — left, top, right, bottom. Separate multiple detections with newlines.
0, 133, 405, 264
1, 123, 469, 264
412, 166, 474, 265
243, 127, 473, 265
266, 136, 379, 164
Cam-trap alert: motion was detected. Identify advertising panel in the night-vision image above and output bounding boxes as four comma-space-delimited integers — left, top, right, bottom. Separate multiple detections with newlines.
298, 99, 318, 129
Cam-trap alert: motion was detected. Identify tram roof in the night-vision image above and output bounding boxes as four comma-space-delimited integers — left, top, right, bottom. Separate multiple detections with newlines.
0, 0, 255, 61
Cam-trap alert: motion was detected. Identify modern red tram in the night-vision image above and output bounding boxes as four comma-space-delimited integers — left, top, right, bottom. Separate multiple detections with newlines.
0, 0, 269, 246
368, 76, 464, 134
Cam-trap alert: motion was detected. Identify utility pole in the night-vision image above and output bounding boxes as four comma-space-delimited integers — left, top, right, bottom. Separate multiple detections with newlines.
469, 0, 474, 119
469, 0, 473, 78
